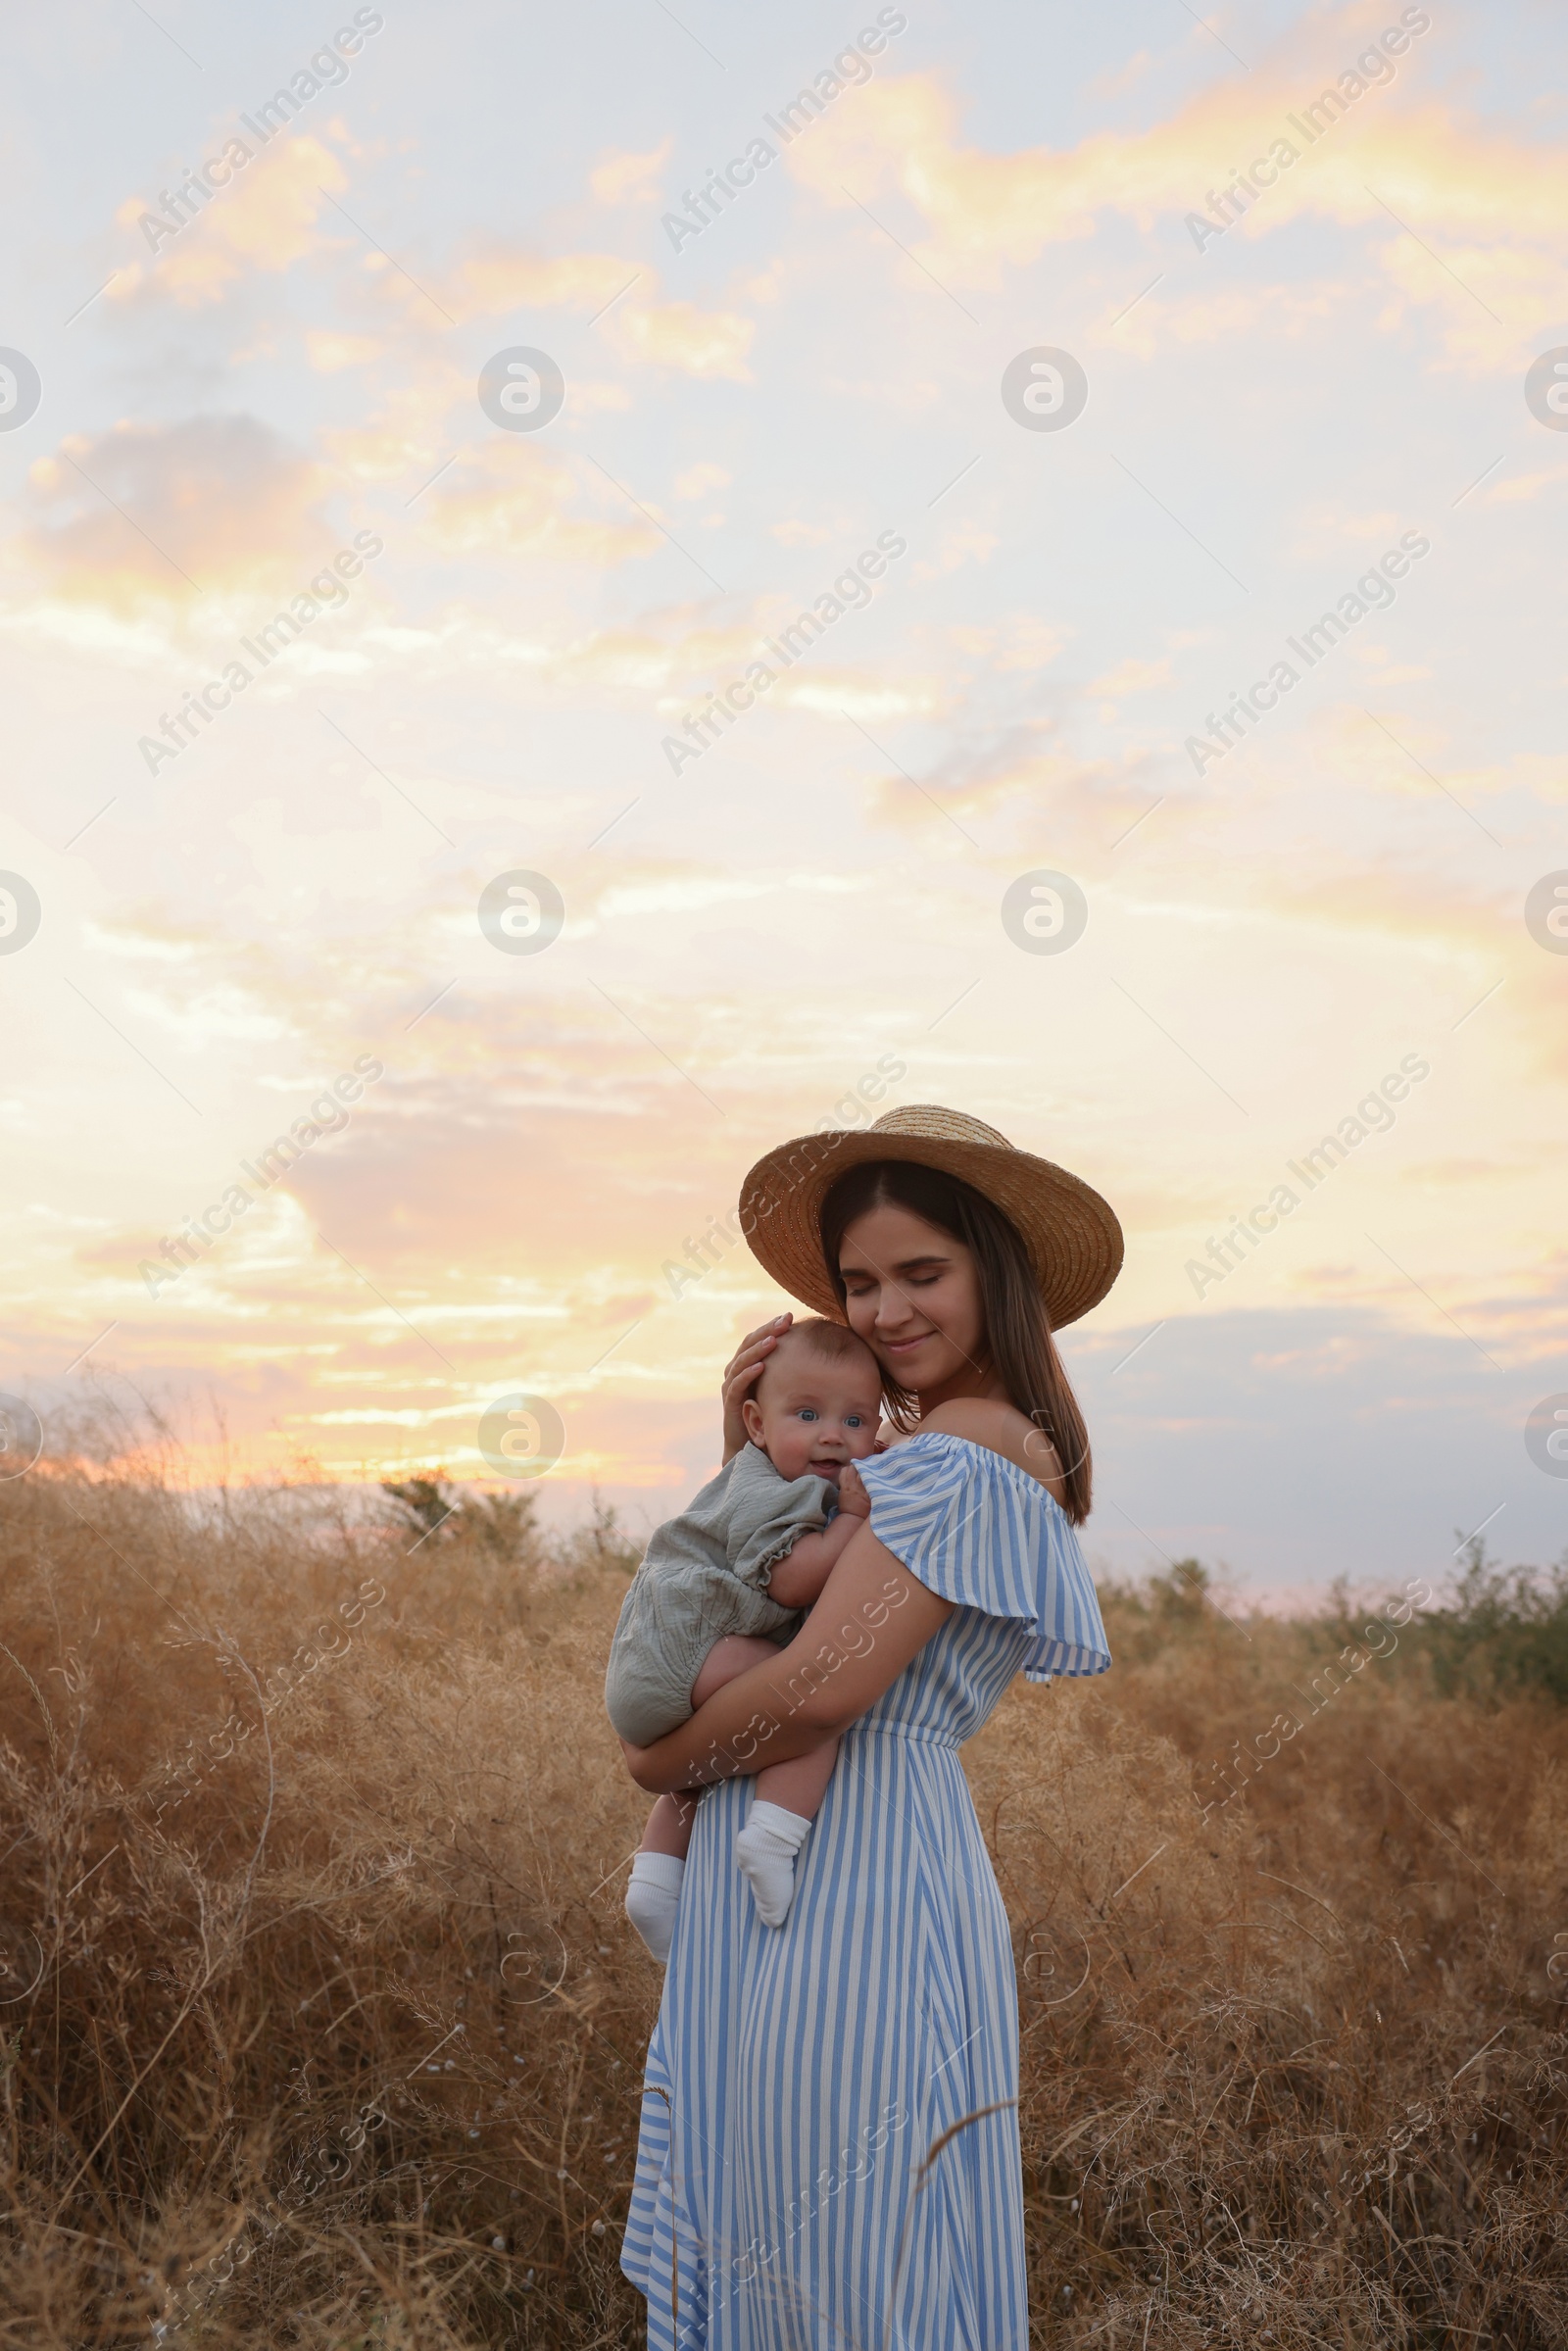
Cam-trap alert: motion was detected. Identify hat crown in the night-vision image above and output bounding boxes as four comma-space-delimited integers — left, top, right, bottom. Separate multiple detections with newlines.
869, 1103, 1013, 1151
738, 1101, 1122, 1332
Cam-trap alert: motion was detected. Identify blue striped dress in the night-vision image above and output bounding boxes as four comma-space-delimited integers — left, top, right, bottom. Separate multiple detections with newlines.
620, 1433, 1112, 2349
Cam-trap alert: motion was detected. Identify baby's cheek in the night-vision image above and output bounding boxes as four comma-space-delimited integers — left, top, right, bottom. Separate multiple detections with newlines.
759, 1425, 806, 1479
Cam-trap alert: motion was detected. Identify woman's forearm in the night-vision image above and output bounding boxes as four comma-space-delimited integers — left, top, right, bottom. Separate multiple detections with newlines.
622, 1523, 952, 1793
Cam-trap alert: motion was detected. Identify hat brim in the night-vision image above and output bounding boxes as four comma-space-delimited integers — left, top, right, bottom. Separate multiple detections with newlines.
738, 1127, 1123, 1330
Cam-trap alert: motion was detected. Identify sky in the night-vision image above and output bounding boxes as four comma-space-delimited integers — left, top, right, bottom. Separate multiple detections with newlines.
2, 0, 1566, 1601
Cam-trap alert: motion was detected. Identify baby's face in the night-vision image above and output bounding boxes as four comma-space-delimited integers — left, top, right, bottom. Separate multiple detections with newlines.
745, 1349, 883, 1484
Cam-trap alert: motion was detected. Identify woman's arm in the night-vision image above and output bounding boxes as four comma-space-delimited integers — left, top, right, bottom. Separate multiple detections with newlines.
620, 1517, 953, 1793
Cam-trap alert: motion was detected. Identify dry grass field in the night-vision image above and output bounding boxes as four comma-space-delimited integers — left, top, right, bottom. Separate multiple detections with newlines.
1, 1435, 1565, 2348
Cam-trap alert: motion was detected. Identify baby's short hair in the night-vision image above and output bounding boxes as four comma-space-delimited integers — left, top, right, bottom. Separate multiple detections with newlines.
769, 1317, 880, 1375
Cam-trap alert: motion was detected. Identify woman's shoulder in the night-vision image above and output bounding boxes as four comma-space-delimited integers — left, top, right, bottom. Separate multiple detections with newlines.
885, 1398, 1066, 1507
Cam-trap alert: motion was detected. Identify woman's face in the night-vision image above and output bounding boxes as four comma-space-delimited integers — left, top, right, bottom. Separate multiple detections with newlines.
837, 1200, 986, 1397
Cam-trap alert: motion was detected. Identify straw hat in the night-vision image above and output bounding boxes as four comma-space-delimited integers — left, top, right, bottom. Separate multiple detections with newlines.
738, 1103, 1123, 1329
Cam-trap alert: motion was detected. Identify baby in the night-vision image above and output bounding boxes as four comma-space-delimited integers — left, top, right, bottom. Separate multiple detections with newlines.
605, 1318, 884, 1958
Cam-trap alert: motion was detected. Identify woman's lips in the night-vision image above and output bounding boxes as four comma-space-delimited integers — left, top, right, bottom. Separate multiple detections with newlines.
882, 1331, 933, 1355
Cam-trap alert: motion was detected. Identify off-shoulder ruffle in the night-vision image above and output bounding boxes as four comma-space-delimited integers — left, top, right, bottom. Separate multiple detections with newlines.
856, 1432, 1110, 1680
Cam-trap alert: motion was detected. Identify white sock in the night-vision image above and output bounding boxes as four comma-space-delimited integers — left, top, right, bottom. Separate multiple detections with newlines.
735, 1799, 812, 1929
625, 1851, 684, 1963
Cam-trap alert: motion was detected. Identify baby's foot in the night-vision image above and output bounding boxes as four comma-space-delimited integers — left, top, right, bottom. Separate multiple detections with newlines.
735, 1801, 811, 1929
625, 1852, 684, 1963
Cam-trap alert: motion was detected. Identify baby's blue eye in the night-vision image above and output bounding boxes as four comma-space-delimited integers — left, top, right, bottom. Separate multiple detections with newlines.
797, 1407, 818, 1422
845, 1415, 864, 1428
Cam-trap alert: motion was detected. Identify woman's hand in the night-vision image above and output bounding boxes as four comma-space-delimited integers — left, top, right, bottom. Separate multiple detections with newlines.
616, 1522, 953, 1792
720, 1313, 792, 1459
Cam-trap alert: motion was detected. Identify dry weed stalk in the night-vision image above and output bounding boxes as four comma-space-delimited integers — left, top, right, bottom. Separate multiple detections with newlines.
0, 1449, 1562, 2346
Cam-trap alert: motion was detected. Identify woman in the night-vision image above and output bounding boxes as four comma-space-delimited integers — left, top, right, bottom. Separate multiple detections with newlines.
618, 1103, 1121, 2349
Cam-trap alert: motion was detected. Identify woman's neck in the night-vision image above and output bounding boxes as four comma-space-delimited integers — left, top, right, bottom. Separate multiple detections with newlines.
910, 1364, 1008, 1417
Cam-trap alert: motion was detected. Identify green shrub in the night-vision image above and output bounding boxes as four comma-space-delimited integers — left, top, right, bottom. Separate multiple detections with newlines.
1396, 1539, 1568, 1706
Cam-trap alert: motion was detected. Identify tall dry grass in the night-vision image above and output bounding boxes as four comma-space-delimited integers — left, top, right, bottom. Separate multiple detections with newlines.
0, 1439, 1564, 2347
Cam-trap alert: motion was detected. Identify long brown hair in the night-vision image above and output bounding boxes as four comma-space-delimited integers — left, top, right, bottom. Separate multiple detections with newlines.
818, 1158, 1094, 1523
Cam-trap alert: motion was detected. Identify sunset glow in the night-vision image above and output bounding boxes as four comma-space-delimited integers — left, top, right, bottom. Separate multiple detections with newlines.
4, 0, 1566, 1594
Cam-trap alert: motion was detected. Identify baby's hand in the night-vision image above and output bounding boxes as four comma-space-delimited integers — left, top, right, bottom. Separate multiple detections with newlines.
835, 1463, 872, 1518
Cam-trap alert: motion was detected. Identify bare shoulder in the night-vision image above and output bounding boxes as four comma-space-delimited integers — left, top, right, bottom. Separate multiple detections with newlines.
915, 1398, 1065, 1504
916, 1396, 1028, 1452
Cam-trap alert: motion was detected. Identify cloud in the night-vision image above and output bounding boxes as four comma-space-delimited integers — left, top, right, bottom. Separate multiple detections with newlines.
1490, 463, 1568, 505
1369, 232, 1567, 365
590, 139, 673, 204
674, 464, 731, 499
433, 243, 756, 378
113, 135, 350, 307
1402, 1156, 1521, 1189
1287, 504, 1407, 560
1321, 713, 1568, 815
1070, 1294, 1568, 1592
350, 602, 941, 714
416, 442, 658, 564
306, 328, 382, 372
1107, 281, 1342, 360
9, 416, 332, 612
608, 299, 755, 379
1090, 656, 1173, 697
1229, 861, 1509, 962
910, 522, 998, 581
443, 244, 638, 318
780, 60, 1568, 343
771, 666, 944, 724
322, 357, 469, 487
850, 720, 1156, 841
947, 616, 1069, 672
